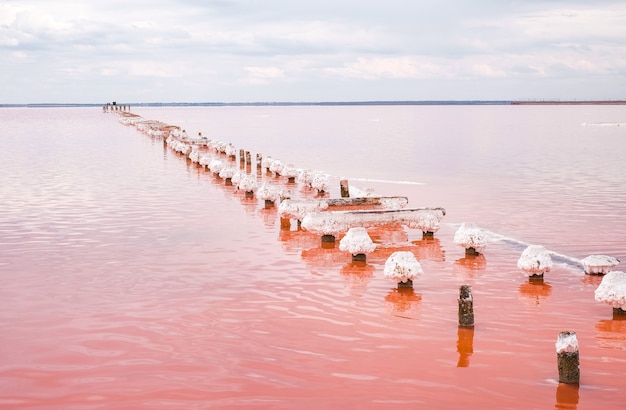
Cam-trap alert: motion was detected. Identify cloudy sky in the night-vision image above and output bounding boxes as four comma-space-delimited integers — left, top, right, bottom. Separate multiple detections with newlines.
1, 0, 625, 104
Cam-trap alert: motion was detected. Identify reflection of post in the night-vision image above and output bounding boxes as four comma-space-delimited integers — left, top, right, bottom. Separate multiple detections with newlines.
555, 382, 579, 409
556, 331, 580, 384
458, 285, 474, 327
457, 327, 474, 368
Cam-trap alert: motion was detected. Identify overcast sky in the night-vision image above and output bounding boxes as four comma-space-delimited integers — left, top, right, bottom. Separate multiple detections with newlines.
1, 0, 625, 104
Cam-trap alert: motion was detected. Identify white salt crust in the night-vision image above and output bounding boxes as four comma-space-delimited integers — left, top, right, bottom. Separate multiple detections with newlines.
517, 245, 553, 274
453, 222, 487, 253
339, 227, 376, 255
594, 270, 626, 309
384, 251, 423, 283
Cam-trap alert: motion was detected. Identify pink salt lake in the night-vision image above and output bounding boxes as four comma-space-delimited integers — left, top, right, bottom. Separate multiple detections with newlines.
0, 105, 625, 409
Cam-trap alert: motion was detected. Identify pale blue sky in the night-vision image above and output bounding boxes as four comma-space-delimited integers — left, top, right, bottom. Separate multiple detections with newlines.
1, 0, 625, 103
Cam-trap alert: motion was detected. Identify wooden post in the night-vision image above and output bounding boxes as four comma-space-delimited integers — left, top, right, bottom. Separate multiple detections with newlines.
340, 179, 350, 198
556, 331, 580, 384
245, 151, 251, 165
239, 149, 245, 169
458, 285, 474, 327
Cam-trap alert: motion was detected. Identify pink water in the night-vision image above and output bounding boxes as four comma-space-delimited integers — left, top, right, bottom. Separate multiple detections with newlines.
0, 105, 625, 409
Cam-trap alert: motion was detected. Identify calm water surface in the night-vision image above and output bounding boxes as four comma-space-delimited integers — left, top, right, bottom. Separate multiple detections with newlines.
0, 105, 625, 409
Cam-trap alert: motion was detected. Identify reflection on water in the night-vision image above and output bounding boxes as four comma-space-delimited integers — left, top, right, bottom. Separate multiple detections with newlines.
384, 287, 422, 313
519, 279, 553, 307
595, 316, 626, 350
555, 383, 580, 409
456, 327, 474, 368
1, 106, 626, 409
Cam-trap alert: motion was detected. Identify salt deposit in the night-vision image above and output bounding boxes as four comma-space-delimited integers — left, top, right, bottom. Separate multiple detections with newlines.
404, 208, 445, 233
279, 199, 330, 221
219, 166, 237, 180
384, 251, 423, 284
297, 169, 315, 187
580, 254, 620, 274
517, 245, 553, 275
339, 227, 376, 255
454, 223, 487, 254
301, 208, 446, 236
208, 158, 224, 174
270, 159, 284, 176
594, 270, 626, 310
282, 164, 299, 181
555, 331, 579, 354
257, 183, 281, 202
311, 172, 330, 193
238, 174, 258, 193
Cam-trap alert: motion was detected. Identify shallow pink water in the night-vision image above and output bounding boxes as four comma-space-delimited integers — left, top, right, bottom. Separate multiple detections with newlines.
0, 106, 625, 409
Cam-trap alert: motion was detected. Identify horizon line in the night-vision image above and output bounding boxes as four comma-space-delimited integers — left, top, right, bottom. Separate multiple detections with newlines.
2, 99, 626, 108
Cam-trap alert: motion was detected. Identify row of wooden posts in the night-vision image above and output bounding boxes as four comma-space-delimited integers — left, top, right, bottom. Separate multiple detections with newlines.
119, 110, 581, 386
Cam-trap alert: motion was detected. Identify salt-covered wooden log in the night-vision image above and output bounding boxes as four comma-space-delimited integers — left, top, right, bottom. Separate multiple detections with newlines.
517, 245, 553, 280
580, 254, 620, 275
454, 223, 487, 256
278, 197, 409, 223
301, 207, 445, 240
339, 227, 376, 261
556, 331, 580, 384
594, 270, 626, 316
384, 251, 423, 289
458, 285, 474, 327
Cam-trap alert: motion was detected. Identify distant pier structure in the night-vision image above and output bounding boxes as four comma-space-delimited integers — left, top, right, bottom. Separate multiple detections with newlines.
103, 101, 130, 112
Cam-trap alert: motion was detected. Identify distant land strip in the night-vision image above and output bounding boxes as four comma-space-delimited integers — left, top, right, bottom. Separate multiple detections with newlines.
1, 100, 625, 108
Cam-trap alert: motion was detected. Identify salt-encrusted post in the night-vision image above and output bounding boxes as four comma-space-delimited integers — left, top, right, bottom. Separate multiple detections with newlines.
517, 245, 553, 281
556, 331, 580, 384
594, 270, 626, 317
245, 151, 251, 166
239, 149, 245, 169
339, 227, 376, 262
384, 251, 423, 289
458, 285, 474, 327
580, 254, 620, 275
340, 179, 350, 198
454, 223, 486, 256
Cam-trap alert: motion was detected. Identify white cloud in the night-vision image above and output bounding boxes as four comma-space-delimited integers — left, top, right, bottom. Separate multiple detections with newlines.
1, 0, 625, 103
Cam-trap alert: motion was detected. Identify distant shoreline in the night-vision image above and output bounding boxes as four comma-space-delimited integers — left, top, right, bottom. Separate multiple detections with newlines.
511, 100, 626, 105
1, 100, 625, 108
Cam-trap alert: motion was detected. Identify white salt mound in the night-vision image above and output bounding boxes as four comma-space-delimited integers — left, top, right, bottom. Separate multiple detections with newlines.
384, 251, 423, 283
453, 223, 487, 252
594, 270, 626, 309
339, 227, 376, 255
219, 166, 237, 179
257, 183, 281, 202
580, 254, 620, 274
555, 332, 579, 354
517, 245, 553, 274
238, 175, 258, 192
311, 173, 330, 192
